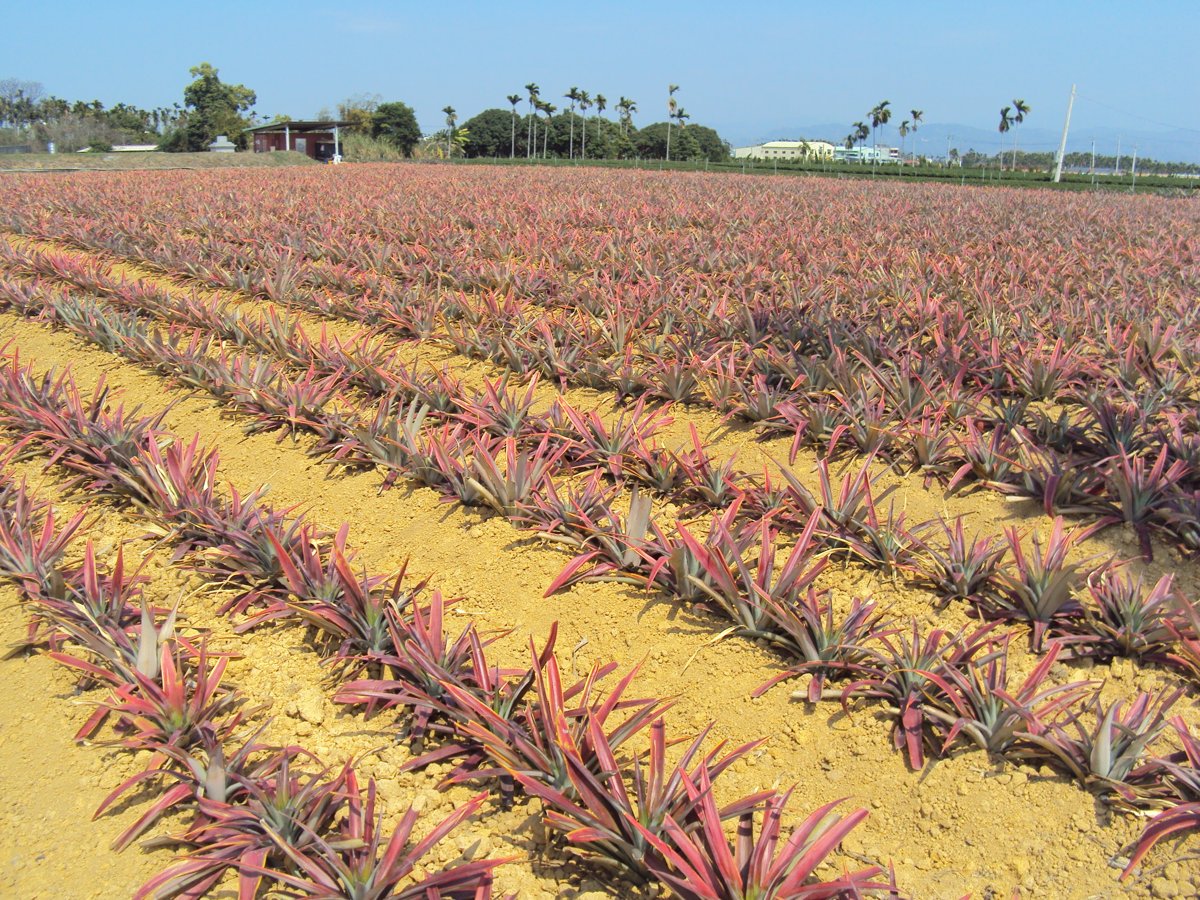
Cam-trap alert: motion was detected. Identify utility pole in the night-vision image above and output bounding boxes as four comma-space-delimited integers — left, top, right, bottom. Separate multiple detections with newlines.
1052, 84, 1076, 183
1131, 145, 1139, 192
946, 133, 952, 165
1115, 136, 1122, 176
1090, 140, 1096, 187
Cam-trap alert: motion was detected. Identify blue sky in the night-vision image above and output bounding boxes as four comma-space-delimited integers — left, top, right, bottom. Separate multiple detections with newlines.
7, 0, 1197, 153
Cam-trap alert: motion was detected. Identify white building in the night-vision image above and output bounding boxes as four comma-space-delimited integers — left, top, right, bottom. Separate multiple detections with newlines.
833, 145, 900, 163
732, 140, 836, 161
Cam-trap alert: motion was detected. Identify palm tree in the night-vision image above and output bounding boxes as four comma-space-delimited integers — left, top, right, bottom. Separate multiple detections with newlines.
539, 101, 556, 158
577, 90, 591, 159
869, 100, 891, 165
524, 83, 539, 159
507, 94, 521, 158
665, 84, 680, 161
998, 106, 1012, 170
442, 106, 456, 159
852, 121, 869, 148
909, 109, 923, 163
898, 120, 910, 159
617, 96, 636, 134
672, 106, 690, 158
564, 86, 580, 159
594, 94, 607, 158
1011, 99, 1030, 170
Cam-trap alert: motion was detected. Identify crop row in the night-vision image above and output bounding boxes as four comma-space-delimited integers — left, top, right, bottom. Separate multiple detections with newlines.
2, 170, 1196, 340
0, 433, 506, 898
0, 354, 898, 898
2, 226, 1198, 562
2, 173, 1197, 399
4, 264, 1197, 670
3, 263, 1200, 877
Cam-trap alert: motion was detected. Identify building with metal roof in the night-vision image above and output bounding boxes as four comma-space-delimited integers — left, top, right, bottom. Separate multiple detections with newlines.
731, 140, 836, 161
244, 120, 351, 161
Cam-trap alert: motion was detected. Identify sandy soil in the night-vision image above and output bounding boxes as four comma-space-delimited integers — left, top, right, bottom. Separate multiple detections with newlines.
1, 233, 1199, 899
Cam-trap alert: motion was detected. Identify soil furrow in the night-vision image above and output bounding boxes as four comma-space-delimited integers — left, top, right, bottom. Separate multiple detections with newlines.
0, 367, 610, 900
3, 309, 1194, 897
4, 244, 1193, 608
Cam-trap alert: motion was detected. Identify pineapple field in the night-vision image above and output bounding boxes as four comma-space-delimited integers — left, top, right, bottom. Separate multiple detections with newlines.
0, 164, 1198, 899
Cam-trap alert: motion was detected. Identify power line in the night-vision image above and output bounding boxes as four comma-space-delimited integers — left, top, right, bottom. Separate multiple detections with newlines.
938, 137, 1066, 150
1074, 93, 1200, 135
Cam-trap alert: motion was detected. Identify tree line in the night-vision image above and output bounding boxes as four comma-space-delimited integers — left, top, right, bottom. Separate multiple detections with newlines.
0, 67, 253, 153
958, 148, 1200, 176
449, 108, 728, 162
21, 68, 1190, 173
1, 69, 730, 162
0, 76, 181, 151
339, 82, 730, 162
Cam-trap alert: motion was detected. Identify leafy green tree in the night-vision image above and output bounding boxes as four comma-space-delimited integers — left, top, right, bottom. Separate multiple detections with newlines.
609, 126, 638, 160
157, 103, 184, 134
371, 101, 421, 156
158, 126, 190, 152
178, 63, 256, 151
635, 122, 669, 158
462, 108, 520, 158
673, 126, 702, 161
686, 124, 730, 161
337, 94, 382, 135
635, 121, 702, 161
0, 79, 45, 129
37, 96, 71, 122
631, 120, 727, 162
104, 102, 154, 135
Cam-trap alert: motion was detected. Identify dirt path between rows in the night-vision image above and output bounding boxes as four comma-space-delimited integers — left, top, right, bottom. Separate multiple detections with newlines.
4, 233, 1192, 600
5, 300, 1200, 896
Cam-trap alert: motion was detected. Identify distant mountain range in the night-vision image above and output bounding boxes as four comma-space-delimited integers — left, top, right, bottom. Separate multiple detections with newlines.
728, 122, 1200, 165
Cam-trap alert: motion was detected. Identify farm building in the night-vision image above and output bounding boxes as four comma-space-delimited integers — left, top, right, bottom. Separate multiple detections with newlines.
732, 140, 836, 161
245, 120, 350, 161
833, 145, 900, 163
